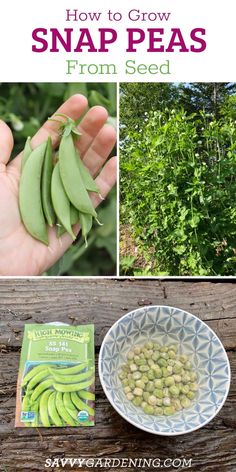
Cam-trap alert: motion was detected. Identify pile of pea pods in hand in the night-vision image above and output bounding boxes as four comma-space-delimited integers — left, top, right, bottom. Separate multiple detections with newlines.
119, 342, 199, 416
19, 114, 102, 246
21, 362, 95, 427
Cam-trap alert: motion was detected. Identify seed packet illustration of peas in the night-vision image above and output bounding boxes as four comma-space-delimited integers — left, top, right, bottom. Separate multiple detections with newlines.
15, 323, 95, 427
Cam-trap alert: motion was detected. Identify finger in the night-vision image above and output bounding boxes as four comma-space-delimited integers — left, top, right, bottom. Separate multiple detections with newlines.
91, 155, 117, 205
32, 93, 88, 147
0, 120, 14, 167
82, 124, 117, 177
76, 106, 108, 157
10, 94, 88, 171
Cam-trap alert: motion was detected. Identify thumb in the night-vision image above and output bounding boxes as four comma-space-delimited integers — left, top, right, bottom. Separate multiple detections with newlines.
0, 120, 14, 166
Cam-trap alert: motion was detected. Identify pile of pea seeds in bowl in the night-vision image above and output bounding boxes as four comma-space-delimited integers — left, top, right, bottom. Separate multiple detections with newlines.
119, 341, 198, 417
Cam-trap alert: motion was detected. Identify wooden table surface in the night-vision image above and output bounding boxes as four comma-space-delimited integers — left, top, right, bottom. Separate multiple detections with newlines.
0, 278, 235, 472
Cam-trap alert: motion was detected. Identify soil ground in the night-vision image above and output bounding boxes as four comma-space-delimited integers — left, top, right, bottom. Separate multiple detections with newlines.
119, 224, 155, 274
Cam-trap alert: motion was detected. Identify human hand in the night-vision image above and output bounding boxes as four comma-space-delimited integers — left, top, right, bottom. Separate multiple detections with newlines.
0, 94, 117, 275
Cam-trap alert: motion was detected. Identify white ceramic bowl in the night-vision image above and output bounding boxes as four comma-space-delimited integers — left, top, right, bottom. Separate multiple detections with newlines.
99, 305, 231, 436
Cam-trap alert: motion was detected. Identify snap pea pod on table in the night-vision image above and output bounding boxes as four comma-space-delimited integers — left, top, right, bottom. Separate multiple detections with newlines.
18, 114, 103, 245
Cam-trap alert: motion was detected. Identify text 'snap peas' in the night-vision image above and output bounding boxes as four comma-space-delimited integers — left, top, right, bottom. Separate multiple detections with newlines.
15, 323, 95, 428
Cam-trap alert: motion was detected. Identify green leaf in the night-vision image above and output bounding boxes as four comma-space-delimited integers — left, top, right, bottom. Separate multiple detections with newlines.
173, 245, 186, 255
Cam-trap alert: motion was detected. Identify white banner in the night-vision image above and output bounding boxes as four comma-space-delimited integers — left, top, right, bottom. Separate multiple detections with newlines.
0, 0, 235, 82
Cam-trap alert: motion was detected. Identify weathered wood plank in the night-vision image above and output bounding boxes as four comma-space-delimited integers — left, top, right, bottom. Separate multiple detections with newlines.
0, 280, 236, 349
0, 279, 235, 322
0, 279, 235, 472
1, 316, 235, 350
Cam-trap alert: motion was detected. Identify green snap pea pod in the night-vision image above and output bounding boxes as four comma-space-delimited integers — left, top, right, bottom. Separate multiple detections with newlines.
56, 222, 65, 238
42, 136, 56, 227
48, 391, 63, 427
21, 364, 50, 387
56, 392, 77, 426
21, 394, 34, 426
79, 212, 93, 245
50, 362, 88, 375
31, 399, 40, 427
51, 162, 76, 241
78, 390, 95, 401
57, 208, 92, 243
26, 368, 50, 391
54, 376, 95, 393
58, 133, 97, 217
70, 205, 80, 225
76, 151, 100, 194
39, 389, 52, 427
22, 393, 31, 412
21, 137, 32, 171
71, 392, 95, 416
57, 205, 80, 238
63, 392, 79, 421
19, 141, 48, 245
31, 379, 54, 402
50, 367, 95, 384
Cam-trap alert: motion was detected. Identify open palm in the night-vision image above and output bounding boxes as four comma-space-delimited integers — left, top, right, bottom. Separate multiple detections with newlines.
0, 94, 117, 276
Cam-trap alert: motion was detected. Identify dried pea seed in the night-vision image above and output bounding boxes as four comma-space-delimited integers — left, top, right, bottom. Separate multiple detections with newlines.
163, 397, 171, 406
164, 406, 175, 416
169, 385, 180, 396
187, 391, 196, 400
135, 380, 145, 389
164, 376, 175, 387
148, 395, 157, 406
132, 371, 142, 380
143, 404, 154, 415
132, 396, 142, 407
126, 392, 134, 401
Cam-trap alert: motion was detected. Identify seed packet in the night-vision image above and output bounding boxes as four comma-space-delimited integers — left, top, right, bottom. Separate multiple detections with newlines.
15, 323, 95, 427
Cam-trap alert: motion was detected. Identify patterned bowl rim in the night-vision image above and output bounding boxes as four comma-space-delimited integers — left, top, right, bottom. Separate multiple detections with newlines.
98, 305, 231, 436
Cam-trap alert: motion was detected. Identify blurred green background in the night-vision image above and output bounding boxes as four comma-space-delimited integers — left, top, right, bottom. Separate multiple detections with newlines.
0, 83, 117, 276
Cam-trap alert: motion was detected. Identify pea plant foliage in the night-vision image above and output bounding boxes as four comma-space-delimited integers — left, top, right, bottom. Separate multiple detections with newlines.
121, 106, 236, 276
